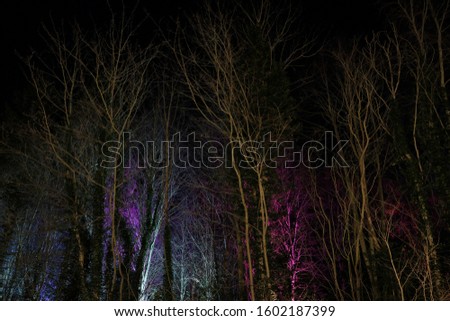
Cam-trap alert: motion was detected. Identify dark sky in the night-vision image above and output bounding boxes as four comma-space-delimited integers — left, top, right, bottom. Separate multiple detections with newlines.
0, 0, 382, 108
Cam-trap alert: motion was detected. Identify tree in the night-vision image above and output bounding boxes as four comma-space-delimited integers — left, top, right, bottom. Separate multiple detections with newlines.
23, 15, 157, 300
174, 0, 311, 300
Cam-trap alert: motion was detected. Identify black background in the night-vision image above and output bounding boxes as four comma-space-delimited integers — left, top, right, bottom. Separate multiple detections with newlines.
0, 0, 382, 109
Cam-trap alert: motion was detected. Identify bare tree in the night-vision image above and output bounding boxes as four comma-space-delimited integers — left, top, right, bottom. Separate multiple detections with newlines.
174, 0, 312, 300
24, 14, 158, 300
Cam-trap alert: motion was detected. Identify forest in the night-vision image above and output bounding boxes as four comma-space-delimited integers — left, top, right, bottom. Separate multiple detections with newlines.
0, 0, 449, 301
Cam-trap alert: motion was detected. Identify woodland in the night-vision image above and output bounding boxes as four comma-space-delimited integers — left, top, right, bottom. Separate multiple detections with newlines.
0, 0, 449, 300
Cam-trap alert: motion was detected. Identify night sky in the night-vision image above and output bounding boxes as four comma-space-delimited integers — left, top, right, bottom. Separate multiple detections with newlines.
0, 0, 382, 109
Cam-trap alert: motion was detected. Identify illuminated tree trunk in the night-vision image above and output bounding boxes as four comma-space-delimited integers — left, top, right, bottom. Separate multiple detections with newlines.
59, 135, 89, 300
390, 101, 443, 299
162, 110, 174, 301
257, 170, 271, 299
135, 172, 160, 299
0, 191, 17, 298
232, 217, 246, 300
231, 146, 255, 301
90, 162, 105, 300
162, 198, 174, 300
